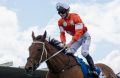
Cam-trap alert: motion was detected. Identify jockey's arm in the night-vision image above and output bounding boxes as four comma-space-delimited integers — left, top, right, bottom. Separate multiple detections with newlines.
66, 23, 84, 48
59, 26, 66, 44
72, 14, 84, 42
72, 23, 84, 42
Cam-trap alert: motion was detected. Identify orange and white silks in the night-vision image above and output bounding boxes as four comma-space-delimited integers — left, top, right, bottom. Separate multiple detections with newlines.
58, 13, 87, 43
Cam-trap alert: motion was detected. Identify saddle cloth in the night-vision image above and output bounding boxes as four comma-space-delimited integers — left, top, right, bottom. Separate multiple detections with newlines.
76, 57, 102, 78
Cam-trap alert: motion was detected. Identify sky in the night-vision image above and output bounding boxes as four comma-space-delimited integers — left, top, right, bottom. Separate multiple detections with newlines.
0, 0, 120, 73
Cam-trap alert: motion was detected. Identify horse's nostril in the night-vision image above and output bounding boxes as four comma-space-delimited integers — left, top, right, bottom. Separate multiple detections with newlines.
28, 67, 32, 70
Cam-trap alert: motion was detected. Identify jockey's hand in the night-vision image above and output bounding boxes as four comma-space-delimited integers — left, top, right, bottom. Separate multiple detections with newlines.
65, 41, 74, 48
60, 42, 66, 48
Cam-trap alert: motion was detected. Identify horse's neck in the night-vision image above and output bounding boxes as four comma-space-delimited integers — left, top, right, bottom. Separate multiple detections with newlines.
45, 41, 73, 72
45, 40, 67, 63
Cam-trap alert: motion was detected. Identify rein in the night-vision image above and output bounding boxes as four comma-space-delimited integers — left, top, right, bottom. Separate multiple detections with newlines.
32, 41, 66, 64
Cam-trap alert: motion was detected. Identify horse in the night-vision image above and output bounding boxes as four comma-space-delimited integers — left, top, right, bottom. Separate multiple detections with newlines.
25, 31, 118, 78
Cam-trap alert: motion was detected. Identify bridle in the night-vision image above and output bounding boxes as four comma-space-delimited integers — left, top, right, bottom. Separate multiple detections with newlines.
32, 41, 66, 64
28, 40, 77, 74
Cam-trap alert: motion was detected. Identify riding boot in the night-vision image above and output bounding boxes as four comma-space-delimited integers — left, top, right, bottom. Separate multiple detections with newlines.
85, 54, 99, 77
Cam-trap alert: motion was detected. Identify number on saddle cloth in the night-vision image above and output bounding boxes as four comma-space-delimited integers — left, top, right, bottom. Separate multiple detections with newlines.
75, 57, 101, 78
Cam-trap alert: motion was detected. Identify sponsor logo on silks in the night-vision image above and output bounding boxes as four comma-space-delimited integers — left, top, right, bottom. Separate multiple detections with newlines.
63, 20, 74, 27
63, 21, 67, 27
70, 20, 74, 26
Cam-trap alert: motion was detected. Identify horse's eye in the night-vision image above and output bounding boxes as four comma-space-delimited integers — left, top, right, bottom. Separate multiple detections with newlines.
38, 49, 42, 51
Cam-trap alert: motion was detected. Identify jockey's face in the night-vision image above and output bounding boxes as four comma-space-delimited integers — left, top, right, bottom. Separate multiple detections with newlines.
58, 12, 68, 19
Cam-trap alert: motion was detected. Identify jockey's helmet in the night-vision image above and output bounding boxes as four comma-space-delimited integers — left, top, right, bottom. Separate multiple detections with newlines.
56, 2, 70, 14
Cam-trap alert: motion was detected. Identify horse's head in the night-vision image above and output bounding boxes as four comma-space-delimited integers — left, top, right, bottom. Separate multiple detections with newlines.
25, 31, 47, 75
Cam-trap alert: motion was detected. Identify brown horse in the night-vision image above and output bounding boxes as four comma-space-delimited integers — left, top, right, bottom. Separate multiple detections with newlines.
25, 31, 118, 78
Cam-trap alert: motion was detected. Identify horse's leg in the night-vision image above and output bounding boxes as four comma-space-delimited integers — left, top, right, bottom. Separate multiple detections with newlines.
96, 63, 117, 78
59, 65, 84, 78
46, 71, 57, 78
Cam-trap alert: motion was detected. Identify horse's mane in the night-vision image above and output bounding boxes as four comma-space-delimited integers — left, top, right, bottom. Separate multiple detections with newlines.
48, 38, 74, 56
48, 38, 63, 50
48, 38, 66, 53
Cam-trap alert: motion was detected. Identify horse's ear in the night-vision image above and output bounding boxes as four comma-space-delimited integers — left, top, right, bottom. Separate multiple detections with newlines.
32, 31, 35, 40
41, 31, 47, 41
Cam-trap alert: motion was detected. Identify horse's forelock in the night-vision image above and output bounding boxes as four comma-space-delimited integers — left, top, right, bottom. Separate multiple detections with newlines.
35, 35, 42, 40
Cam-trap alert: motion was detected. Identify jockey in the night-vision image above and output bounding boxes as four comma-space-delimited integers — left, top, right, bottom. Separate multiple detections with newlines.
56, 2, 98, 77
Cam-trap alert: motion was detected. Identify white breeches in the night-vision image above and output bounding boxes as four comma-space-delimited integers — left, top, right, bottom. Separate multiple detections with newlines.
66, 32, 91, 57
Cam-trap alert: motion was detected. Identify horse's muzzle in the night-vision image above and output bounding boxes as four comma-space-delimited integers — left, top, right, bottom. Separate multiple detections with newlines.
25, 67, 34, 76
25, 63, 39, 76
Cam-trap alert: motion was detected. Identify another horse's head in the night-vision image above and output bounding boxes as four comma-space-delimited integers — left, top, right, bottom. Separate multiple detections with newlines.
25, 31, 47, 75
